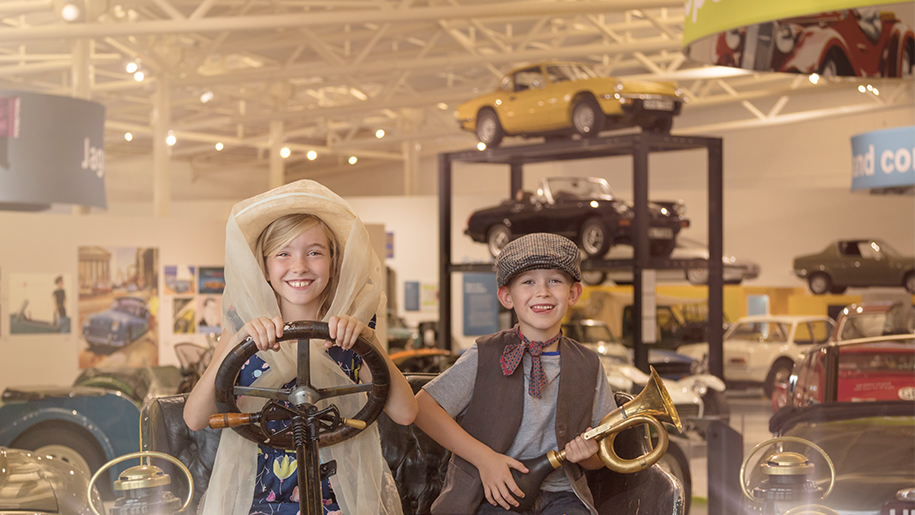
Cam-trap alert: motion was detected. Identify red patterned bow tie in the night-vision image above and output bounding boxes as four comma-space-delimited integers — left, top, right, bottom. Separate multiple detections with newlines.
500, 326, 561, 398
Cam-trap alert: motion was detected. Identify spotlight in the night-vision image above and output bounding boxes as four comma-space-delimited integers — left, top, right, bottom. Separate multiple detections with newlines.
348, 156, 358, 165
133, 71, 144, 82
60, 2, 80, 22
808, 73, 819, 84
307, 150, 317, 160
477, 142, 486, 151
280, 147, 291, 158
858, 85, 867, 93
215, 142, 223, 151
126, 62, 138, 73
375, 129, 385, 139
124, 132, 133, 141
200, 91, 214, 103
872, 88, 879, 96
166, 131, 176, 146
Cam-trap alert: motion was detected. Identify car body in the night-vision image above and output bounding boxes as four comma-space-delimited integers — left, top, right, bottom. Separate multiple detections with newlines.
587, 237, 760, 286
758, 335, 915, 515
677, 315, 836, 397
0, 445, 101, 515
793, 239, 915, 294
0, 365, 182, 496
711, 9, 914, 77
465, 176, 689, 258
832, 301, 915, 342
81, 295, 151, 352
455, 61, 684, 147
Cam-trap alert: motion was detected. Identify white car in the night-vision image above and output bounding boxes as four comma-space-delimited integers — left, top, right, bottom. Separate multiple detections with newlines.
677, 315, 836, 397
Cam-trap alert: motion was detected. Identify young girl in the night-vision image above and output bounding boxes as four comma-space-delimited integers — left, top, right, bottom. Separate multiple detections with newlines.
184, 179, 417, 515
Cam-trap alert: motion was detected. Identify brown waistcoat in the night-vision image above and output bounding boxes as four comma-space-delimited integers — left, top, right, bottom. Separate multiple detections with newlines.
431, 328, 601, 515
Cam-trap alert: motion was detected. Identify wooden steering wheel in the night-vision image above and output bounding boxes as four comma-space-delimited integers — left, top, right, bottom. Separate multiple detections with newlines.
211, 320, 390, 448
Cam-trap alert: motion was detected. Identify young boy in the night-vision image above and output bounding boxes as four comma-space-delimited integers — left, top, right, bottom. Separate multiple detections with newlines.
414, 233, 616, 515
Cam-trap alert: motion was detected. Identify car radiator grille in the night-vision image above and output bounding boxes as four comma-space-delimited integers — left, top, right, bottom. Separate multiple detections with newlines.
674, 403, 700, 420
652, 363, 693, 380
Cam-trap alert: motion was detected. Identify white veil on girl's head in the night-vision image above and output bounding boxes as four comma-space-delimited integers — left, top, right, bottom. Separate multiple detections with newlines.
200, 179, 402, 515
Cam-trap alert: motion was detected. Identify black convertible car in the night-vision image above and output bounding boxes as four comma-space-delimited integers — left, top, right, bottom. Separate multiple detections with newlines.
465, 176, 689, 257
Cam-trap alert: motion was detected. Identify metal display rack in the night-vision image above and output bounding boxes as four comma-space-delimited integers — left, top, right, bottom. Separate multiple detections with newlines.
438, 132, 725, 379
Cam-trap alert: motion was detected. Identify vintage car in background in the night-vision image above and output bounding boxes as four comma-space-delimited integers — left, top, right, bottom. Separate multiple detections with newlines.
584, 237, 760, 286
466, 176, 689, 258
832, 300, 915, 341
455, 61, 684, 147
0, 445, 101, 514
793, 239, 915, 295
711, 9, 914, 77
81, 296, 151, 353
0, 365, 182, 498
9, 299, 70, 333
758, 335, 915, 515
677, 315, 836, 397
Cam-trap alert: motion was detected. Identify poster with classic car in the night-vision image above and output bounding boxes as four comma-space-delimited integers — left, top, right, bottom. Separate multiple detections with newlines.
78, 246, 159, 368
465, 176, 689, 258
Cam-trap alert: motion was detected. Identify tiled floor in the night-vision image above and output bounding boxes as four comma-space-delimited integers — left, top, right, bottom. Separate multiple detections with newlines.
685, 388, 774, 515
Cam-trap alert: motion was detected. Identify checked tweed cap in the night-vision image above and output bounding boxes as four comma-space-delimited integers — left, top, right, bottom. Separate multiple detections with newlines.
496, 233, 581, 287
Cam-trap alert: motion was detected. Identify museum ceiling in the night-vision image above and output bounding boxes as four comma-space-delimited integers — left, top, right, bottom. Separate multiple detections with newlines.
1, 0, 913, 188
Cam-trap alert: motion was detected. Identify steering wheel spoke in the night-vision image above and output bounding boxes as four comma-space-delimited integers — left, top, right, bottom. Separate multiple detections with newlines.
318, 383, 375, 399
232, 385, 293, 402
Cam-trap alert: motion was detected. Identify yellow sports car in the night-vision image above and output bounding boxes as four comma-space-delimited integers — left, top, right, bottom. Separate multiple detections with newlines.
456, 62, 684, 147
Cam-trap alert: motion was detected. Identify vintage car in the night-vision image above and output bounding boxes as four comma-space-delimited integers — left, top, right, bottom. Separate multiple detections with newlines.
465, 176, 689, 258
677, 315, 836, 397
585, 237, 760, 286
0, 445, 101, 514
832, 300, 915, 342
792, 239, 915, 295
0, 365, 182, 498
711, 9, 914, 77
758, 335, 915, 515
81, 295, 151, 353
455, 61, 684, 147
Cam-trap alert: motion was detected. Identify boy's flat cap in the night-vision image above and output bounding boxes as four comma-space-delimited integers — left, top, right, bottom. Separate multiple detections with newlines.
496, 233, 581, 287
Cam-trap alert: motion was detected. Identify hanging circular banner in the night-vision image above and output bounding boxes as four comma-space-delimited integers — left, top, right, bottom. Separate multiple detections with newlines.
682, 0, 914, 77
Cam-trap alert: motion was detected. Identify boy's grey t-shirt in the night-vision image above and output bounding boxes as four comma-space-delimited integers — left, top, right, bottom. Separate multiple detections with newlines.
423, 343, 617, 492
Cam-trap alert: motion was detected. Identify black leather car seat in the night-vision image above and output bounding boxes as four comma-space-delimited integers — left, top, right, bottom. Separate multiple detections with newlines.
140, 374, 684, 515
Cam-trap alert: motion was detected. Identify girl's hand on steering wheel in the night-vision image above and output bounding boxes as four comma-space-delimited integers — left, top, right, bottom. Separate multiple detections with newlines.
241, 316, 285, 352
326, 315, 372, 350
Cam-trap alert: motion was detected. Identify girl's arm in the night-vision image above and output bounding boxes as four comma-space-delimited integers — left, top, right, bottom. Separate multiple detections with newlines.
183, 316, 284, 431
327, 315, 418, 426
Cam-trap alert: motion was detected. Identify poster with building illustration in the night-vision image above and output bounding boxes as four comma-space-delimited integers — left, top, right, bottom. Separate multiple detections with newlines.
77, 246, 159, 368
9, 273, 71, 334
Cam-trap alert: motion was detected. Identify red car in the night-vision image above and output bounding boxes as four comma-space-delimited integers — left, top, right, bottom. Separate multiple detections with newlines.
713, 9, 914, 77
772, 334, 915, 411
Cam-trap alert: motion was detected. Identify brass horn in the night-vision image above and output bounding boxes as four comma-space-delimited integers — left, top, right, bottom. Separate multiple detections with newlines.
509, 367, 682, 511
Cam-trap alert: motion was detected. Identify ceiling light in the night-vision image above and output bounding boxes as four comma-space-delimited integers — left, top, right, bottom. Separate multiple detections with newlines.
124, 132, 133, 141
166, 131, 176, 146
348, 156, 358, 165
307, 150, 317, 160
375, 129, 385, 139
280, 147, 291, 158
872, 88, 879, 96
200, 91, 214, 103
858, 85, 867, 93
436, 103, 449, 110
133, 71, 144, 82
215, 142, 223, 151
60, 3, 80, 22
808, 73, 819, 85
349, 88, 367, 101
866, 84, 873, 91
477, 142, 486, 151
126, 62, 138, 73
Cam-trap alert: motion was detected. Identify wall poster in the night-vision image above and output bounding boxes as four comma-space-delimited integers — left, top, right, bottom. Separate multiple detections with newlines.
78, 246, 159, 368
9, 273, 71, 334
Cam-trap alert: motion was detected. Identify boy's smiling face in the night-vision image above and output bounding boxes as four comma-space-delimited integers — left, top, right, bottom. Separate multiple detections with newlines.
497, 268, 582, 344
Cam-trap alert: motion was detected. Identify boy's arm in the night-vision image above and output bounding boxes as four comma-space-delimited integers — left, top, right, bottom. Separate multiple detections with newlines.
562, 430, 603, 470
414, 390, 529, 510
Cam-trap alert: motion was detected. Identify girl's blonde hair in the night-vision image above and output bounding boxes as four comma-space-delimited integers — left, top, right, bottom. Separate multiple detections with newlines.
254, 213, 342, 318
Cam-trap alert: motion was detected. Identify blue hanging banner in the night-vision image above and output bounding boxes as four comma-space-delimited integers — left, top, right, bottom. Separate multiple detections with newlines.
462, 273, 499, 336
850, 125, 915, 191
0, 89, 107, 211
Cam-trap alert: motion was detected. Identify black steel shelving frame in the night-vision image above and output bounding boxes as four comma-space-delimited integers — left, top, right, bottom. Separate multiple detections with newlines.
437, 131, 725, 379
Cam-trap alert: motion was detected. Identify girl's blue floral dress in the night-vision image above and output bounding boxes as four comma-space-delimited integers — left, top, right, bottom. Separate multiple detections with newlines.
241, 346, 363, 515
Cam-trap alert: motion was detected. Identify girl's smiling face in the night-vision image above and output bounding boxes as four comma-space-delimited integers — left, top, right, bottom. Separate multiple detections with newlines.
265, 224, 332, 320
